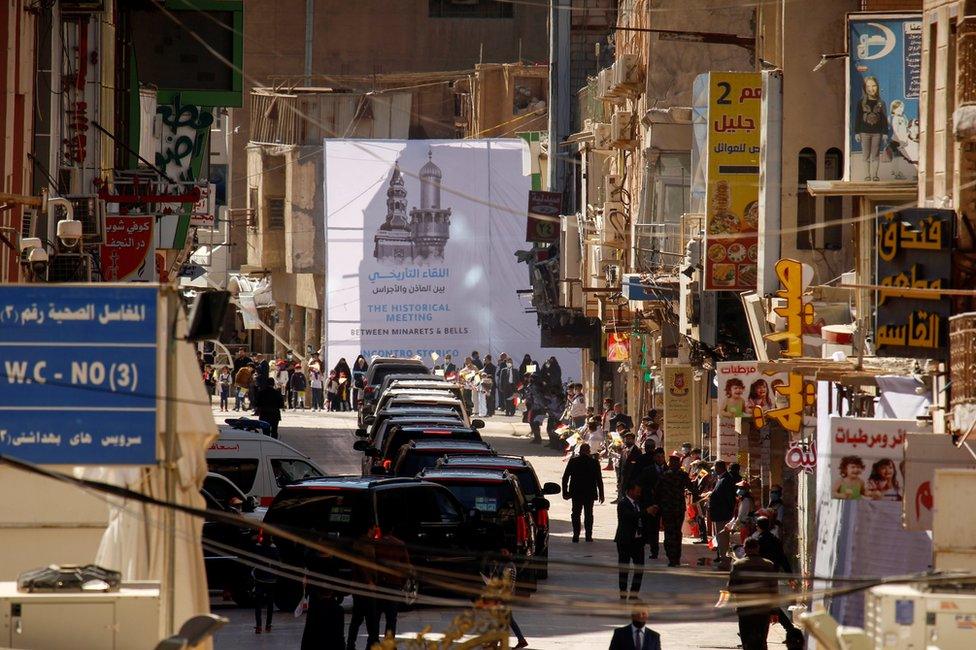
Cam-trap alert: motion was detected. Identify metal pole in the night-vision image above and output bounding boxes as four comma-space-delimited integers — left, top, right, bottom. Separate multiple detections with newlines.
162, 287, 179, 634
304, 0, 314, 84
547, 0, 570, 194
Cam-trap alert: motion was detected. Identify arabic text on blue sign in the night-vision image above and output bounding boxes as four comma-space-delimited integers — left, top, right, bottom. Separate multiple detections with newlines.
0, 285, 158, 465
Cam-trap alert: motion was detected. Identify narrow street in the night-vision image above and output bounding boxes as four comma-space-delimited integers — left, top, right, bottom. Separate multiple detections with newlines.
209, 407, 783, 649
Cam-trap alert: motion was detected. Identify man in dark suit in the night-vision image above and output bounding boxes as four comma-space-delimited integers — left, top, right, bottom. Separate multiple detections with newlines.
614, 483, 646, 599
755, 516, 802, 646
607, 402, 634, 432
637, 445, 666, 559
562, 443, 605, 542
728, 538, 778, 650
706, 460, 736, 570
617, 429, 643, 501
608, 603, 661, 650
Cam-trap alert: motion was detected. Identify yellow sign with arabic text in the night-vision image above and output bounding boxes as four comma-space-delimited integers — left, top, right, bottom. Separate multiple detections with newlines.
704, 72, 762, 291
764, 259, 815, 357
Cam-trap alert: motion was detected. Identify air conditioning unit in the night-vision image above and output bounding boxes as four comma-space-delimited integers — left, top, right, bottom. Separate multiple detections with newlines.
610, 54, 642, 93
588, 244, 604, 288
597, 68, 620, 100
560, 214, 582, 309
601, 201, 627, 247
591, 122, 613, 152
604, 174, 624, 203
610, 111, 637, 148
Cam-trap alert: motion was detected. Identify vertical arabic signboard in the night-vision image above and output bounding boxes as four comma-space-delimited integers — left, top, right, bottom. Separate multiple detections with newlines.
704, 72, 762, 291
0, 285, 158, 464
663, 364, 695, 449
525, 190, 562, 243
875, 208, 952, 359
847, 14, 922, 181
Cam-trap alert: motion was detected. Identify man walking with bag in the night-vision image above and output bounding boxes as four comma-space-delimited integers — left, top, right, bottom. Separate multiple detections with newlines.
562, 443, 605, 543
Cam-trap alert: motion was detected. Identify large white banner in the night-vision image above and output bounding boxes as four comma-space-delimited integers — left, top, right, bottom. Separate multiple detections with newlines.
324, 139, 577, 372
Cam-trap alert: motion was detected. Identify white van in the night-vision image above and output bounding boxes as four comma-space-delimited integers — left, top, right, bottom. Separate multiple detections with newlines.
206, 427, 324, 506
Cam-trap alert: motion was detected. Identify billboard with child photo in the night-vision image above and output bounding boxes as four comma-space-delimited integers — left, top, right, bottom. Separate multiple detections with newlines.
828, 417, 925, 501
714, 362, 789, 461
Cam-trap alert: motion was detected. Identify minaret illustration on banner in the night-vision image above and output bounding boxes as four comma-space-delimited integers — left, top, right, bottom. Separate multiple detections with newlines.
373, 149, 452, 263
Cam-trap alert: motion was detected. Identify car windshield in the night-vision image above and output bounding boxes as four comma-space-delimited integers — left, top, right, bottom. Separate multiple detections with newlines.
385, 428, 478, 459
512, 468, 540, 501
396, 452, 443, 477
371, 365, 428, 385
442, 482, 514, 515
266, 490, 371, 540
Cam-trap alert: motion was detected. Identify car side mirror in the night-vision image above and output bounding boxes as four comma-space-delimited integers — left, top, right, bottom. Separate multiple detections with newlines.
532, 497, 551, 510
353, 440, 369, 452
355, 428, 368, 438
364, 416, 375, 425
542, 482, 561, 496
470, 419, 485, 430
243, 495, 258, 513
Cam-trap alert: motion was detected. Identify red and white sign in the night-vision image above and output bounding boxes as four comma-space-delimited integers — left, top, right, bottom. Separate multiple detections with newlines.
100, 215, 155, 282
785, 439, 816, 474
190, 182, 216, 228
903, 433, 976, 531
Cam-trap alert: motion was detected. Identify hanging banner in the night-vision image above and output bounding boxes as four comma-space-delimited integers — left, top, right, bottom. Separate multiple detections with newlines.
716, 361, 790, 445
704, 72, 761, 291
525, 190, 562, 242
903, 433, 976, 530
323, 140, 577, 370
828, 417, 926, 501
663, 364, 695, 449
847, 14, 922, 182
605, 331, 631, 362
875, 208, 952, 359
100, 215, 155, 282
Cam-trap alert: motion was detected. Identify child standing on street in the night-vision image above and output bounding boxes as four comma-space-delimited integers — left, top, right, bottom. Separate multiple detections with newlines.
326, 370, 339, 412
290, 363, 307, 410
218, 366, 232, 411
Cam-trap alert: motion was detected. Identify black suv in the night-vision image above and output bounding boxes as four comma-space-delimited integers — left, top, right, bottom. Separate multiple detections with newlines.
418, 468, 538, 594
436, 454, 560, 579
392, 439, 495, 477
263, 476, 480, 607
355, 423, 483, 476
359, 358, 430, 419
359, 406, 473, 440
200, 473, 259, 606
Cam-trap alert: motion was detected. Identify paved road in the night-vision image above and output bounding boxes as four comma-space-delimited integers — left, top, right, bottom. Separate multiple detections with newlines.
210, 407, 791, 649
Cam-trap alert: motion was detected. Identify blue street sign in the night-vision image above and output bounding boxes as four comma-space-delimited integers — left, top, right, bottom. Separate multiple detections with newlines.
0, 285, 158, 465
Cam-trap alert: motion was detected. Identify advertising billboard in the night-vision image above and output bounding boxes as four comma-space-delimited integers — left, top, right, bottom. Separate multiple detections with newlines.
847, 14, 922, 181
827, 417, 926, 501
323, 139, 577, 370
704, 72, 762, 291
